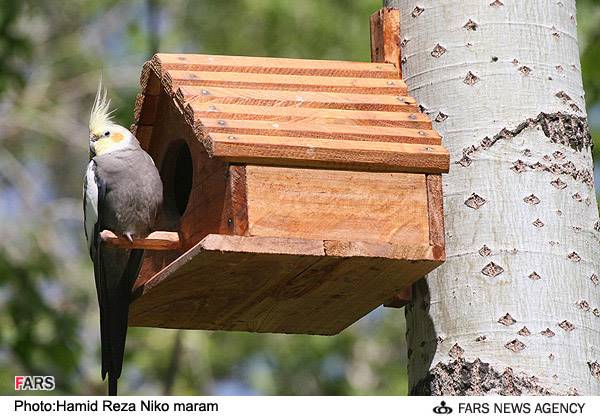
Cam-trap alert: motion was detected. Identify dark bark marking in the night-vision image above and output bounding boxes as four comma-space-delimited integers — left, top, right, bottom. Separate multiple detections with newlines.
457, 155, 472, 167
431, 44, 447, 58
498, 313, 516, 326
411, 358, 554, 395
482, 262, 504, 277
532, 218, 545, 228
588, 361, 600, 381
511, 160, 527, 173
490, 0, 504, 6
541, 328, 556, 337
505, 339, 526, 352
558, 320, 575, 332
465, 193, 486, 209
551, 178, 567, 189
524, 194, 540, 205
528, 272, 541, 281
464, 71, 480, 85
479, 245, 492, 257
576, 300, 590, 311
435, 111, 448, 122
455, 113, 592, 181
449, 343, 464, 359
518, 326, 531, 336
591, 273, 599, 286
464, 19, 478, 30
411, 6, 424, 18
519, 66, 532, 76
567, 252, 581, 262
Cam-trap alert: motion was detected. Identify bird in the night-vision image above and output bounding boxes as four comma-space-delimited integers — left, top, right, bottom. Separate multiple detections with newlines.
83, 78, 163, 395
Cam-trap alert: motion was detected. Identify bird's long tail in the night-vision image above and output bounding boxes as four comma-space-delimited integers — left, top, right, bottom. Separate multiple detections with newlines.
95, 244, 144, 396
108, 375, 118, 396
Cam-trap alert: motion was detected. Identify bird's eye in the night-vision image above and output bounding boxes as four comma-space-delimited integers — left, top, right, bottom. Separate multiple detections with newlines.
104, 131, 110, 137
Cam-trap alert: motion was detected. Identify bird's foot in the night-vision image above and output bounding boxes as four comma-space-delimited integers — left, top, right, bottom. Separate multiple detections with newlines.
124, 232, 134, 243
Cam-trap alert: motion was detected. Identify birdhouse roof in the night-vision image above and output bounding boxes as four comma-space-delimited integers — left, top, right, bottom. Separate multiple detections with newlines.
133, 53, 448, 173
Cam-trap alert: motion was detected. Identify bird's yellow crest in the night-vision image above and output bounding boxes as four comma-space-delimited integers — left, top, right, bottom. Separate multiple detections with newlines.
89, 76, 116, 134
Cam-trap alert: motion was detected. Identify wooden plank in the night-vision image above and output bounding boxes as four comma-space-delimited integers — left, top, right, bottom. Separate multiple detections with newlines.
370, 7, 401, 77
129, 233, 442, 334
178, 85, 418, 112
167, 70, 406, 94
200, 234, 325, 256
427, 174, 446, 260
100, 230, 181, 250
227, 164, 249, 235
140, 61, 162, 95
245, 165, 430, 245
323, 240, 437, 260
200, 118, 441, 145
208, 133, 449, 173
135, 125, 153, 150
137, 94, 159, 125
190, 102, 431, 129
383, 286, 413, 308
154, 53, 398, 78
384, 175, 445, 309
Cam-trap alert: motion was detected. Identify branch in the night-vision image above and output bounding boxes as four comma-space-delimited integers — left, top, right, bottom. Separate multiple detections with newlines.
100, 230, 181, 250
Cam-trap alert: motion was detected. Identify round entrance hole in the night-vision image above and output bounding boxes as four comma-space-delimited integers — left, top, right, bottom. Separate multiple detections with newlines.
173, 143, 192, 215
161, 140, 193, 221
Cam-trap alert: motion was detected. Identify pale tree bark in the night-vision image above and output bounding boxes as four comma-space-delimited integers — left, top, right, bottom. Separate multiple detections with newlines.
385, 0, 600, 395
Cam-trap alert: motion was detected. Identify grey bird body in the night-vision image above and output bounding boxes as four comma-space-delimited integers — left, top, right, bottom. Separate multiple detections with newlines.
85, 139, 162, 395
93, 146, 162, 238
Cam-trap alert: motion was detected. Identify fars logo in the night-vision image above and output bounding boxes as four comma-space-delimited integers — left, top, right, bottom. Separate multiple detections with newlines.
15, 376, 55, 391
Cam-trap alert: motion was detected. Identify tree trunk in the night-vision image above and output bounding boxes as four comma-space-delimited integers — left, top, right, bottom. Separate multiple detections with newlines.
385, 0, 600, 395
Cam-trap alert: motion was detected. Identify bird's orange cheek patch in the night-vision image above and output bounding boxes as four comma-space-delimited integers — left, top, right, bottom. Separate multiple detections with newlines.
111, 132, 124, 143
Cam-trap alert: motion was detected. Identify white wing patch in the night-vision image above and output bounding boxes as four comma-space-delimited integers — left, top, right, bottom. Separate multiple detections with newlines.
84, 160, 98, 250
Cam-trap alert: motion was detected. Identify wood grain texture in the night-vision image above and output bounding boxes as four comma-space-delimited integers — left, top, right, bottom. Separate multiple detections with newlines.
167, 70, 407, 94
427, 174, 446, 260
208, 133, 449, 173
129, 234, 442, 334
179, 85, 418, 112
100, 230, 181, 250
382, 175, 445, 309
370, 7, 401, 77
154, 53, 399, 78
245, 165, 430, 245
130, 51, 449, 332
191, 102, 431, 128
383, 286, 413, 308
135, 52, 447, 179
199, 118, 440, 145
226, 164, 249, 235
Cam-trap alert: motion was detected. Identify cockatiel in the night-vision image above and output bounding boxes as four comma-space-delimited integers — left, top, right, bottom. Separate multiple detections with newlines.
84, 79, 163, 396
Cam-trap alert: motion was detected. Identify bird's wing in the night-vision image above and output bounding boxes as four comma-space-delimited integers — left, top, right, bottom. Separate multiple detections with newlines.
89, 158, 145, 394
84, 160, 99, 258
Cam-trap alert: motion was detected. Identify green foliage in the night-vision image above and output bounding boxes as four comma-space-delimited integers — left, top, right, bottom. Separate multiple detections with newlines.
0, 0, 32, 93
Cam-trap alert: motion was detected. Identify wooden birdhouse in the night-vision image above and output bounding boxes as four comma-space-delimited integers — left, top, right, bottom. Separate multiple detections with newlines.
106, 8, 449, 335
